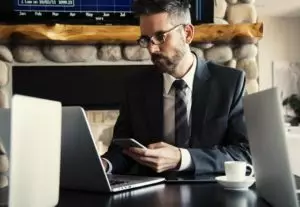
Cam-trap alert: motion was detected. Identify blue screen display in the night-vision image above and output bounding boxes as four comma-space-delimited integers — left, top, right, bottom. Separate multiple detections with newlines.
2, 0, 212, 25
14, 0, 133, 13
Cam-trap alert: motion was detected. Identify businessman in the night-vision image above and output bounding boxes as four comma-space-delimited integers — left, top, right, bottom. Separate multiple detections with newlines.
102, 0, 251, 176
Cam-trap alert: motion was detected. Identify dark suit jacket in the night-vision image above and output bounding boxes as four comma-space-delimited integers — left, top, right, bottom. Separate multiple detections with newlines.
103, 55, 251, 176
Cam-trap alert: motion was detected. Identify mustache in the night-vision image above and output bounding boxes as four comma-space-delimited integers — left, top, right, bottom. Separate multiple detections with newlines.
151, 53, 165, 62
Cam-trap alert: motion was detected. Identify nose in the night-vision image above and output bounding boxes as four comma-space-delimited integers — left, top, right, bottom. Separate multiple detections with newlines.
147, 42, 160, 54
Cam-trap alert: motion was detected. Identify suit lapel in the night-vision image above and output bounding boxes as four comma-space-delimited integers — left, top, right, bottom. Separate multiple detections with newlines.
144, 72, 164, 143
143, 57, 211, 146
190, 58, 212, 146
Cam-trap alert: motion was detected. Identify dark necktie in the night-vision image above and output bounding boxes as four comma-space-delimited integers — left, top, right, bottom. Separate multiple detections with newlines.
173, 79, 189, 148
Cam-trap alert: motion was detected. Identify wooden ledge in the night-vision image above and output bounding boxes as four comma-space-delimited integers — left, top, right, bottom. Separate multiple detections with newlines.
0, 23, 263, 44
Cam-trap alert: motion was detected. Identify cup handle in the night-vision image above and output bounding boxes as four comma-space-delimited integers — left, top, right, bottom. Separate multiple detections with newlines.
246, 164, 255, 177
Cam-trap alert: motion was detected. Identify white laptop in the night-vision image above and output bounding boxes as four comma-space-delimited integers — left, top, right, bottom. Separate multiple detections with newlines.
0, 109, 10, 158
244, 88, 300, 207
60, 106, 165, 193
0, 95, 62, 207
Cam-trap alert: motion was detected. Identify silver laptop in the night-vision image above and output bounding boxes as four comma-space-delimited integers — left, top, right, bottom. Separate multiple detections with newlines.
60, 106, 165, 193
244, 88, 300, 207
0, 95, 62, 207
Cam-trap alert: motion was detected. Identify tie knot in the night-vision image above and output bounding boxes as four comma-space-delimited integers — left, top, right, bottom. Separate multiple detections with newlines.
173, 79, 187, 91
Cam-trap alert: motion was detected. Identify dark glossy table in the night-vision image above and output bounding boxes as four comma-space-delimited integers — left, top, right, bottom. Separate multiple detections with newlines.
57, 183, 271, 207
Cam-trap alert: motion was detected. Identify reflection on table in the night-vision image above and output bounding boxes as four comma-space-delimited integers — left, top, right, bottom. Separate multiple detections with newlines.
58, 183, 270, 207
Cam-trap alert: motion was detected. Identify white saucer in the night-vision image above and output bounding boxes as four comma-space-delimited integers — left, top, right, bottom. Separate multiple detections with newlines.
215, 176, 256, 191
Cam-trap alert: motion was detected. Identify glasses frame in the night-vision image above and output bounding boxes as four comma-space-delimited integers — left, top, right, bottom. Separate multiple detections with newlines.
137, 24, 185, 48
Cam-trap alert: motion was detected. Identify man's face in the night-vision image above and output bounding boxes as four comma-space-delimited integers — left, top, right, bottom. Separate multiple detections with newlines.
139, 12, 188, 74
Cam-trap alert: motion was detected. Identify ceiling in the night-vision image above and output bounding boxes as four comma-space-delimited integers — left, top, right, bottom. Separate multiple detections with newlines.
255, 0, 300, 17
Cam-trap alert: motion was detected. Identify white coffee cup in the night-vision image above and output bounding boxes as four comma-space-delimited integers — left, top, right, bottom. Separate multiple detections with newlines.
224, 161, 254, 181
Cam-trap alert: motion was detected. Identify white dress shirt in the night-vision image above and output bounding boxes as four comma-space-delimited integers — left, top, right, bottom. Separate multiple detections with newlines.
163, 55, 196, 171
104, 54, 197, 173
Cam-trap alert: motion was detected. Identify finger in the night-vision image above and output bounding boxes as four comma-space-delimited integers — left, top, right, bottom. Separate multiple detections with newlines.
128, 147, 147, 155
123, 150, 143, 162
131, 156, 147, 166
123, 150, 139, 159
147, 162, 177, 173
139, 156, 177, 166
141, 161, 156, 169
123, 149, 134, 156
148, 142, 168, 149
126, 152, 163, 170
126, 148, 160, 158
124, 149, 176, 171
156, 164, 177, 173
155, 161, 179, 172
124, 150, 156, 167
139, 157, 177, 171
144, 148, 165, 158
126, 152, 158, 169
139, 156, 159, 164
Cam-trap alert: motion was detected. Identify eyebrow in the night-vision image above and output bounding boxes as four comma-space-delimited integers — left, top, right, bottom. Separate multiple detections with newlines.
141, 30, 164, 37
140, 24, 184, 37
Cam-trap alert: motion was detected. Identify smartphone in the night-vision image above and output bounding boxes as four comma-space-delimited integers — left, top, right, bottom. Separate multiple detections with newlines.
113, 138, 147, 149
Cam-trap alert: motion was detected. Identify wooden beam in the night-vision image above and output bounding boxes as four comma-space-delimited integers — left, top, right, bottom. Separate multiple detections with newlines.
0, 23, 263, 43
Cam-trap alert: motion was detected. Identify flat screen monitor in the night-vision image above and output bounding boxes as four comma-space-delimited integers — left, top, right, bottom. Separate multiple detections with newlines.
0, 0, 214, 25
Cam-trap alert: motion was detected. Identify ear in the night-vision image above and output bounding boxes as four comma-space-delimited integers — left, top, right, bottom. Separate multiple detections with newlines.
184, 24, 195, 44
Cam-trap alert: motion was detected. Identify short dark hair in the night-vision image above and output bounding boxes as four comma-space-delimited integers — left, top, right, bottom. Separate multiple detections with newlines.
132, 0, 191, 25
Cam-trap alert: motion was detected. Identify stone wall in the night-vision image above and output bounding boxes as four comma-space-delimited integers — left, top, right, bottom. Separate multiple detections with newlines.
0, 41, 259, 97
0, 0, 258, 188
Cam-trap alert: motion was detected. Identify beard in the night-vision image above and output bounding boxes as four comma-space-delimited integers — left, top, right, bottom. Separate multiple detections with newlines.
151, 45, 186, 74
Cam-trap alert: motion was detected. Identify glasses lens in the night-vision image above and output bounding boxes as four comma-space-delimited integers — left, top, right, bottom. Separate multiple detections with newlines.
137, 37, 149, 48
152, 33, 165, 45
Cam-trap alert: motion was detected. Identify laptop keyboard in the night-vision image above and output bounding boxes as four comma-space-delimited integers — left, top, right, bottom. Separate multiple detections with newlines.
295, 175, 300, 190
294, 175, 300, 205
109, 179, 128, 186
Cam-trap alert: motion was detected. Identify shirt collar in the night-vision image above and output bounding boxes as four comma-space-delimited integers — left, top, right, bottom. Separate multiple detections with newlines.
163, 54, 197, 95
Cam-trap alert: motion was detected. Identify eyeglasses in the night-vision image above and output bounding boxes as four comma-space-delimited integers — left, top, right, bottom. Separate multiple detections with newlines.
137, 24, 185, 48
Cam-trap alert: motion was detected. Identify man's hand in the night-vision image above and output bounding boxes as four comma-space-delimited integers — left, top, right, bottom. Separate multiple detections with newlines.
123, 142, 181, 173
